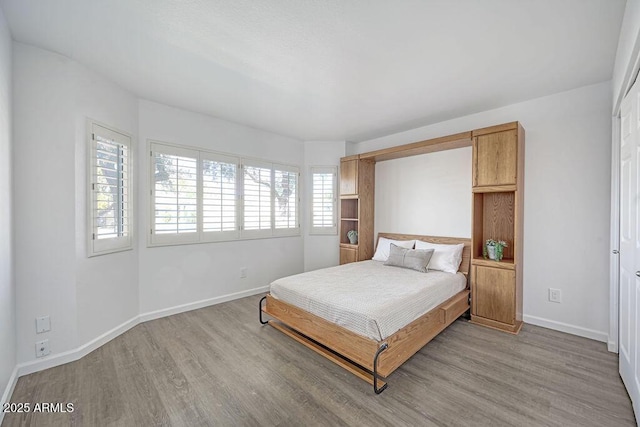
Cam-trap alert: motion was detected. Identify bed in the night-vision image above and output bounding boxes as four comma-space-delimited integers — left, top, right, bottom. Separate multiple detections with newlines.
259, 233, 471, 393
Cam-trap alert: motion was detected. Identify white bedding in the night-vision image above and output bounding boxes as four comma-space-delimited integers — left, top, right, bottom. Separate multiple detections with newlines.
269, 260, 467, 341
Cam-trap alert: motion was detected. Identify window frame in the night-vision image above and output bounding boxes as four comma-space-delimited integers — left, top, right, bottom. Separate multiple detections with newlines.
87, 119, 134, 257
309, 166, 338, 235
148, 140, 300, 247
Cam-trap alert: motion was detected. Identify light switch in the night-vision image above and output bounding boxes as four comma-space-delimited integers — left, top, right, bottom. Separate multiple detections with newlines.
36, 316, 51, 333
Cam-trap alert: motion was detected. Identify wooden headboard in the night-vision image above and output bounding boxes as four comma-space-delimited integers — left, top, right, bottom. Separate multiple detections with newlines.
377, 233, 472, 276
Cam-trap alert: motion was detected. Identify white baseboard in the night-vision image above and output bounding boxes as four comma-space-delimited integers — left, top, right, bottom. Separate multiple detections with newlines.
11, 286, 269, 382
138, 285, 269, 323
608, 340, 619, 353
523, 314, 609, 343
0, 365, 19, 423
16, 315, 139, 377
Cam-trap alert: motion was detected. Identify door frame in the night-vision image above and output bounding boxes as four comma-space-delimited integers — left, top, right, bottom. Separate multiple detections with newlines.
611, 18, 640, 353
610, 117, 620, 353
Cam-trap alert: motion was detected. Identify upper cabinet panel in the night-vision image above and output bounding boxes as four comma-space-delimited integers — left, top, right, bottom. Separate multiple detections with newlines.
340, 159, 359, 196
473, 129, 518, 187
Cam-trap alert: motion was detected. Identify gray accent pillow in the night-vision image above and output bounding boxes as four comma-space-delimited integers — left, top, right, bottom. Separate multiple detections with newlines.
384, 243, 435, 273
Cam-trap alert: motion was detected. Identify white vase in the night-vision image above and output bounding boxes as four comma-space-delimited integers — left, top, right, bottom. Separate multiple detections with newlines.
487, 245, 497, 260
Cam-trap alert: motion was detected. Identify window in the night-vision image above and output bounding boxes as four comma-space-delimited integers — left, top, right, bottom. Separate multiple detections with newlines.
202, 153, 239, 241
149, 141, 299, 246
88, 121, 133, 256
242, 161, 273, 237
151, 144, 199, 245
274, 166, 299, 232
310, 167, 337, 235
241, 160, 299, 238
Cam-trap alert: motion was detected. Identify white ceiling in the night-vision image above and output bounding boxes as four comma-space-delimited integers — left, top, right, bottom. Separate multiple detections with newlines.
0, 0, 626, 141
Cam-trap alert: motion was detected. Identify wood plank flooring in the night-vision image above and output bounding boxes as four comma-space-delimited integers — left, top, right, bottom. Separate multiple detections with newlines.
3, 294, 635, 426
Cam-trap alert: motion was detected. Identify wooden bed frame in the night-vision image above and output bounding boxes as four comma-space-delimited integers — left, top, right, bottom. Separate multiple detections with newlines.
260, 233, 471, 393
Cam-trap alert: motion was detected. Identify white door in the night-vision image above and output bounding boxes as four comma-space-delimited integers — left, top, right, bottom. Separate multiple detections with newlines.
620, 77, 640, 418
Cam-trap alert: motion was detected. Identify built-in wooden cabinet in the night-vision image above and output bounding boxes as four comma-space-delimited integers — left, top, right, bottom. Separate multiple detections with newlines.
339, 157, 374, 265
472, 265, 516, 325
339, 246, 358, 264
340, 159, 359, 196
470, 122, 524, 334
473, 125, 518, 187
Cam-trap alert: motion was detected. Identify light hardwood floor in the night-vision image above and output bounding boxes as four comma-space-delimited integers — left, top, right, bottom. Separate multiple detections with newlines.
3, 294, 635, 426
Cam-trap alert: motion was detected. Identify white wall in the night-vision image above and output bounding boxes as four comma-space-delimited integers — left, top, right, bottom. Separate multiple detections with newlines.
303, 141, 346, 272
72, 60, 139, 346
11, 43, 306, 371
0, 6, 14, 410
11, 44, 306, 372
13, 43, 139, 364
351, 81, 613, 342
375, 148, 472, 238
137, 100, 304, 315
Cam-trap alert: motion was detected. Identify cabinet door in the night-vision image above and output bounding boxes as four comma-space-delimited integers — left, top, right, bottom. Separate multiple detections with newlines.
474, 130, 517, 187
340, 160, 358, 195
473, 266, 516, 325
340, 247, 358, 265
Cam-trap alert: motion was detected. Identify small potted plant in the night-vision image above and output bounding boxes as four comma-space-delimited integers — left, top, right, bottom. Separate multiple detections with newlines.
347, 230, 358, 244
483, 239, 508, 261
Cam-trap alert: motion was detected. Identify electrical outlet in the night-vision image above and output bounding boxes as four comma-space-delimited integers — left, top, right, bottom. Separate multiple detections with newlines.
35, 340, 50, 358
36, 316, 51, 334
549, 288, 562, 303
240, 267, 247, 278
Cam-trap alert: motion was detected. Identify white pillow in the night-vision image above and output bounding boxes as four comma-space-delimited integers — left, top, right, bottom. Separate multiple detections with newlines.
372, 237, 415, 262
414, 241, 465, 274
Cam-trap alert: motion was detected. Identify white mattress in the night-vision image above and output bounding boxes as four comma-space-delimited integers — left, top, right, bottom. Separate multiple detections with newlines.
269, 260, 467, 341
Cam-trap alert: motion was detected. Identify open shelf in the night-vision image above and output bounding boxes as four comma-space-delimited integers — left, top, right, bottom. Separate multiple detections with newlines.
340, 219, 359, 244
471, 257, 515, 270
341, 198, 358, 219
472, 191, 515, 260
340, 197, 360, 245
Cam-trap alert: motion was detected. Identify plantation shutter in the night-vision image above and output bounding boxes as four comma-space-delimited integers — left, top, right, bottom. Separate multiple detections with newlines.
242, 160, 273, 238
310, 167, 337, 235
201, 153, 239, 241
147, 141, 301, 246
150, 143, 199, 245
274, 165, 299, 236
89, 123, 132, 256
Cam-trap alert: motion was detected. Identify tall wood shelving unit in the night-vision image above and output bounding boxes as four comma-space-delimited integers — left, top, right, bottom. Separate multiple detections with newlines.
470, 122, 524, 333
338, 122, 524, 334
339, 156, 375, 264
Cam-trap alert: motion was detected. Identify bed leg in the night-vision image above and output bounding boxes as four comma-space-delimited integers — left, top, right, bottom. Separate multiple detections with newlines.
259, 296, 269, 325
373, 343, 389, 394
